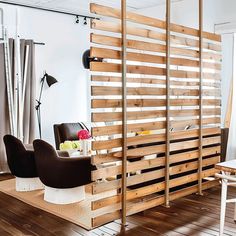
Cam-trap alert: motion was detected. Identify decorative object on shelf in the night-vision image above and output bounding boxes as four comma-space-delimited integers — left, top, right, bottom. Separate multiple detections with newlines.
77, 129, 91, 140
59, 140, 80, 151
59, 140, 80, 156
77, 129, 91, 156
35, 72, 57, 139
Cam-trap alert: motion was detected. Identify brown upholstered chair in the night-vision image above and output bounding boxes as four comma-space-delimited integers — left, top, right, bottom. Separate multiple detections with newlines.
53, 122, 88, 149
33, 139, 92, 204
3, 135, 43, 191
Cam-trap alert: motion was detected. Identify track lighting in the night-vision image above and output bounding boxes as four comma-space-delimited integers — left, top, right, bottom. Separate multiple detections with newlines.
76, 15, 79, 24
84, 17, 87, 25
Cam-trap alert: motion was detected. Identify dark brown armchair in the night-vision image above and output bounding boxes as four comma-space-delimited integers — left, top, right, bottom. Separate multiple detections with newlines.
33, 139, 92, 204
53, 122, 88, 149
3, 135, 38, 178
3, 135, 43, 191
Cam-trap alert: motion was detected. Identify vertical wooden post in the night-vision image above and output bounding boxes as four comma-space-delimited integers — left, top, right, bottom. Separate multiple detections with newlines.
165, 0, 171, 207
198, 0, 203, 195
121, 0, 127, 226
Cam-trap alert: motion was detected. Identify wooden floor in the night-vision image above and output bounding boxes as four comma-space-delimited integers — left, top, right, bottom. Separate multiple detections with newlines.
0, 174, 235, 236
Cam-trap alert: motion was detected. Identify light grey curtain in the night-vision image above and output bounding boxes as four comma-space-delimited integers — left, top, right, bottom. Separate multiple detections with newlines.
0, 39, 36, 172
0, 40, 10, 172
20, 40, 36, 143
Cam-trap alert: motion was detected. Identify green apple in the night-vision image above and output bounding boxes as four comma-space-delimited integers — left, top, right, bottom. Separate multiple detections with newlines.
72, 140, 80, 149
62, 141, 73, 150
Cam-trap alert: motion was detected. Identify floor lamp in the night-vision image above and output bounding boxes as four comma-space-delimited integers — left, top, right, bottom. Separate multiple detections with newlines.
35, 72, 57, 139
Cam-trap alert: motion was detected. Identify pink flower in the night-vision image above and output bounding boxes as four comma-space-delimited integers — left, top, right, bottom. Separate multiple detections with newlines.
77, 129, 91, 140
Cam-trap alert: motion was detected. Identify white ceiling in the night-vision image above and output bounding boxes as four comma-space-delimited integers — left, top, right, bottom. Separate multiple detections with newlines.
0, 0, 184, 15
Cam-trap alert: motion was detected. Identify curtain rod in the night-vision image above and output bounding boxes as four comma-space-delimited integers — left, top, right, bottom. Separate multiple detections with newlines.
0, 40, 45, 45
34, 42, 45, 46
0, 1, 99, 20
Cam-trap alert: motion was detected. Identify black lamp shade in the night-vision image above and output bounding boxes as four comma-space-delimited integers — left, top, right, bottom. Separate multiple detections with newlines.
45, 73, 57, 87
82, 49, 103, 69
82, 49, 90, 69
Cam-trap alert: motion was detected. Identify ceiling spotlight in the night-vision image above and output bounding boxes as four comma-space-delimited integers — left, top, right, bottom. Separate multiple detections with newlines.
84, 17, 87, 25
76, 15, 79, 24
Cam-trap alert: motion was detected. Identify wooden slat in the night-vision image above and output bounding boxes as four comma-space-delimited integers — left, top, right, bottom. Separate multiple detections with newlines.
92, 85, 166, 96
91, 47, 221, 70
89, 3, 221, 229
91, 98, 221, 109
90, 3, 221, 42
92, 117, 220, 137
91, 136, 220, 181
91, 62, 221, 80
92, 156, 219, 210
92, 144, 220, 172
92, 108, 220, 122
91, 20, 221, 52
92, 127, 221, 151
91, 178, 218, 228
170, 117, 220, 130
91, 76, 221, 88
91, 146, 220, 193
170, 136, 220, 152
92, 120, 165, 137
91, 34, 222, 61
91, 170, 218, 226
91, 85, 220, 97
91, 136, 220, 168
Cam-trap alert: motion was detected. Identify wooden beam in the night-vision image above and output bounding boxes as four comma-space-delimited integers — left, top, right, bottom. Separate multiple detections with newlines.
165, 0, 171, 207
121, 0, 127, 227
198, 0, 203, 195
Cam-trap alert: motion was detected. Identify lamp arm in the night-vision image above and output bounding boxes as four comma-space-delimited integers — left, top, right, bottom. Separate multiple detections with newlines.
38, 75, 46, 104
35, 75, 46, 139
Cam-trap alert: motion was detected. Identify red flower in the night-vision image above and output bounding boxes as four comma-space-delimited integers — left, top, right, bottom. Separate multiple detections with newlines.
77, 129, 91, 140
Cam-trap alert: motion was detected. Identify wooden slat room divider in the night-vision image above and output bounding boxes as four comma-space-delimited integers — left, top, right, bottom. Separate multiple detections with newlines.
89, 1, 221, 228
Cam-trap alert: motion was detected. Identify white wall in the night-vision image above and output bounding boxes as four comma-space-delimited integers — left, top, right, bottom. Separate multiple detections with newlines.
0, 3, 90, 145
139, 0, 236, 126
